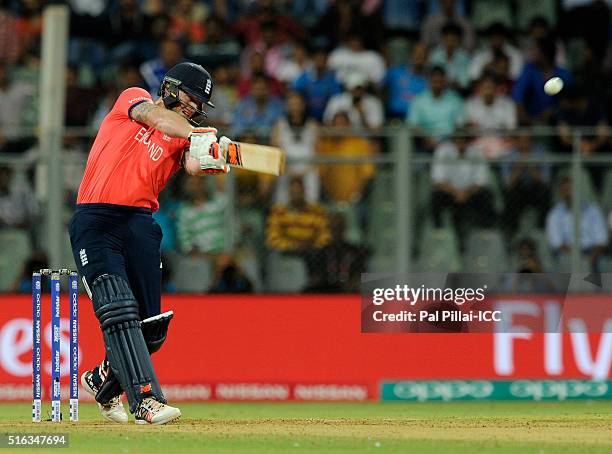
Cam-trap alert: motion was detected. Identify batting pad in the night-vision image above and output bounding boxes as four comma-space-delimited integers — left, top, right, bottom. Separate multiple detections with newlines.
97, 311, 174, 404
141, 310, 174, 354
91, 274, 166, 412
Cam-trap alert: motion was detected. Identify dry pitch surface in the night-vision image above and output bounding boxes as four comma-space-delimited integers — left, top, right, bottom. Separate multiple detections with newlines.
0, 401, 611, 453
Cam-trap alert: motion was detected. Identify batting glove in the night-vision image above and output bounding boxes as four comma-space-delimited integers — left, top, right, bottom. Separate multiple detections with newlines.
200, 145, 230, 174
189, 127, 230, 174
188, 127, 218, 160
218, 136, 232, 153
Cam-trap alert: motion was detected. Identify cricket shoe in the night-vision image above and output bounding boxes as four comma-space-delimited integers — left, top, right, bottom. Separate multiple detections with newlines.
81, 363, 128, 424
134, 397, 181, 425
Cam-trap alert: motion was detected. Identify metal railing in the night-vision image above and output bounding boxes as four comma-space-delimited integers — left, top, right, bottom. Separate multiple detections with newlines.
1, 126, 611, 287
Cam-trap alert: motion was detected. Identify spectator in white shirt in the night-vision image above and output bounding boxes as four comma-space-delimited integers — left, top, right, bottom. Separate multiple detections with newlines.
430, 132, 496, 238
467, 74, 517, 130
271, 91, 319, 204
276, 42, 313, 85
0, 64, 37, 154
469, 22, 524, 82
327, 32, 386, 87
546, 175, 608, 272
323, 72, 384, 130
466, 73, 517, 157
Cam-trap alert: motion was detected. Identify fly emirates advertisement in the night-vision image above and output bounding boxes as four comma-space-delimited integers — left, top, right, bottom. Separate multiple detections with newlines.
0, 294, 610, 402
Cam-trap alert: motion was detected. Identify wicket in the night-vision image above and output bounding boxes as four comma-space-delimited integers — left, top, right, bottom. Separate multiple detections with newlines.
32, 269, 79, 423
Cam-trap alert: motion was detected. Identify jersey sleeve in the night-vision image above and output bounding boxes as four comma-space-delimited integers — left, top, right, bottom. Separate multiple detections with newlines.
111, 87, 153, 120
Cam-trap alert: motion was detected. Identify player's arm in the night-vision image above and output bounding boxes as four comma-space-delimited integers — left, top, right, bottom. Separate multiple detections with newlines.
183, 151, 199, 176
130, 102, 231, 175
130, 101, 193, 139
183, 135, 232, 176
183, 150, 224, 176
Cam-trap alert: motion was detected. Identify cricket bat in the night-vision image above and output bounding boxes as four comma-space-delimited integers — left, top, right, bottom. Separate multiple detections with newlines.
224, 142, 285, 176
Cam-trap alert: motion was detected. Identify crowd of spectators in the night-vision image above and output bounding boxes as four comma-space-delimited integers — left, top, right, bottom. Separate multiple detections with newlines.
1, 0, 612, 290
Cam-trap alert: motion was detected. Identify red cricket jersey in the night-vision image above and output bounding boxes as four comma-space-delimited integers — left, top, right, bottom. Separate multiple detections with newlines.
77, 87, 189, 212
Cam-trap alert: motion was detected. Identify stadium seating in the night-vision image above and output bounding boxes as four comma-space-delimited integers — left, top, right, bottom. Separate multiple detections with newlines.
599, 169, 612, 212
366, 169, 396, 273
516, 0, 557, 30
173, 255, 214, 293
61, 230, 76, 271
0, 229, 31, 291
553, 168, 597, 202
237, 252, 263, 293
265, 251, 308, 293
332, 202, 362, 244
528, 229, 554, 272
464, 229, 508, 272
417, 226, 462, 272
472, 0, 513, 29
597, 255, 612, 273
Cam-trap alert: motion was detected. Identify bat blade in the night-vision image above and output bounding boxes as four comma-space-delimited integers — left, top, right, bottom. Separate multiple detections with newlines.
225, 142, 285, 176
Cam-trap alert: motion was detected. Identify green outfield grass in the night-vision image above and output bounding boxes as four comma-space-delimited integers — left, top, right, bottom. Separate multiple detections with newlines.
0, 401, 611, 453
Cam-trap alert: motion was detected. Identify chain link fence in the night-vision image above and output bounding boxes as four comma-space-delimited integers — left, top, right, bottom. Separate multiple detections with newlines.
1, 127, 612, 293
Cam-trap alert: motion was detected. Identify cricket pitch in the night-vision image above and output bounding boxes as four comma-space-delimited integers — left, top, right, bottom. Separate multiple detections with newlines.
1, 401, 611, 453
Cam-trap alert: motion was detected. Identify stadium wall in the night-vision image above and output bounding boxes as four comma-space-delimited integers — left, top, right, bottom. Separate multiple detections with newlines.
0, 295, 610, 402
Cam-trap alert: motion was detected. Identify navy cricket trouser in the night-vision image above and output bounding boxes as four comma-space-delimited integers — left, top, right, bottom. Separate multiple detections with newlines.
69, 203, 163, 320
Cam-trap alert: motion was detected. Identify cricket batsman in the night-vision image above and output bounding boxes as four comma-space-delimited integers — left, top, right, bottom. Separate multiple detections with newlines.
69, 62, 230, 424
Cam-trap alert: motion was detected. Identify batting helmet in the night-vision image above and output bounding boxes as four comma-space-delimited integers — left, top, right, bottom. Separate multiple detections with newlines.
158, 62, 214, 126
